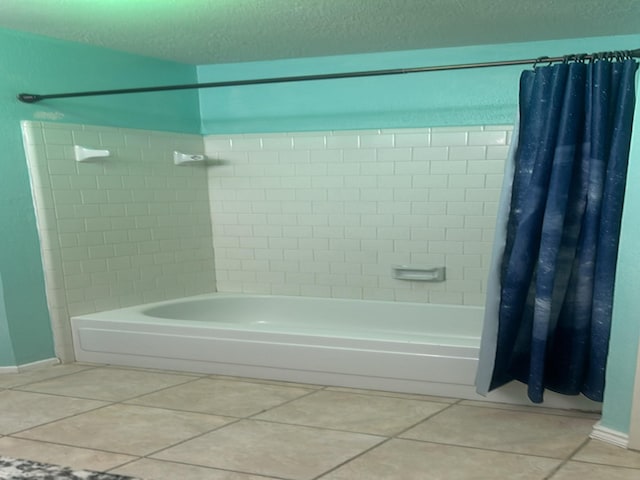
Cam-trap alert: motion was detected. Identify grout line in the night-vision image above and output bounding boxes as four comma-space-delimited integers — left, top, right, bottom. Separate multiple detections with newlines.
392, 400, 592, 462
1, 366, 99, 390
237, 416, 387, 437
108, 456, 290, 480
6, 401, 115, 437
320, 386, 460, 404
121, 381, 323, 467
244, 387, 326, 420
11, 374, 200, 404
96, 364, 209, 377
310, 436, 389, 480
311, 399, 462, 479
544, 437, 591, 479
6, 433, 130, 458
0, 436, 143, 473
112, 375, 204, 404
138, 417, 245, 459
395, 436, 578, 463
203, 372, 326, 390
4, 364, 611, 479
455, 400, 601, 420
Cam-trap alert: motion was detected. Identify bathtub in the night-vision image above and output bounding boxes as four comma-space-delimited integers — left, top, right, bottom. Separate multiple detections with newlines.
71, 293, 483, 398
70, 293, 601, 408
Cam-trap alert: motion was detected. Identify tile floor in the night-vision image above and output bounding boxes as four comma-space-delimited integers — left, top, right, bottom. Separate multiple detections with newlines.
1, 363, 639, 479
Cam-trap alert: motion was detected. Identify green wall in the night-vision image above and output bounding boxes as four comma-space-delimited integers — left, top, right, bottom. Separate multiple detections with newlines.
0, 273, 16, 366
2, 25, 639, 436
0, 27, 199, 366
600, 89, 640, 435
198, 34, 640, 434
198, 34, 640, 134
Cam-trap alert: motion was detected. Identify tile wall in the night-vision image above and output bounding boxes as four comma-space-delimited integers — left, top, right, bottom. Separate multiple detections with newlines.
22, 122, 511, 361
22, 122, 217, 361
205, 126, 511, 305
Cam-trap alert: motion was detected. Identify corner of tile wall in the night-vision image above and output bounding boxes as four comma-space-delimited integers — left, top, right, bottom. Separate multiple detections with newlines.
205, 125, 512, 306
21, 121, 217, 361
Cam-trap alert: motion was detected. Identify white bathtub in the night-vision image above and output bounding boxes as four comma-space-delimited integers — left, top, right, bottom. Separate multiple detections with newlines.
70, 293, 602, 408
71, 293, 483, 397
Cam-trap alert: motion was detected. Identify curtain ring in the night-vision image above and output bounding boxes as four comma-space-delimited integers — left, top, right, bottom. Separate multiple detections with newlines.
532, 56, 549, 70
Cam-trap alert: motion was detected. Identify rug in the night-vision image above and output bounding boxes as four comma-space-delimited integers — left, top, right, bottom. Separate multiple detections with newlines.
0, 456, 139, 480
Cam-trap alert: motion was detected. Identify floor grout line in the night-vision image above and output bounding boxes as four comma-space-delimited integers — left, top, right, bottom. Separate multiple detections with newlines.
3, 363, 639, 479
5, 434, 136, 458
311, 399, 463, 479
544, 437, 591, 479
109, 455, 290, 480
0, 365, 99, 390
5, 401, 116, 437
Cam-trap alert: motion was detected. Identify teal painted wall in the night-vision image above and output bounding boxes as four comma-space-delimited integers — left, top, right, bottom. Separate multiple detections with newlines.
198, 34, 640, 434
2, 25, 638, 435
0, 27, 200, 366
600, 88, 640, 435
0, 273, 17, 366
198, 34, 640, 134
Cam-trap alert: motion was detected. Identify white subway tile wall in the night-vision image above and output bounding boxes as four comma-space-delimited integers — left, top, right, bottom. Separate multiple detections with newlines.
206, 126, 511, 305
22, 122, 217, 361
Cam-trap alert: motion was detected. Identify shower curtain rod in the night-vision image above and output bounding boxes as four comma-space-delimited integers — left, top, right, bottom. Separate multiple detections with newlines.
17, 48, 640, 104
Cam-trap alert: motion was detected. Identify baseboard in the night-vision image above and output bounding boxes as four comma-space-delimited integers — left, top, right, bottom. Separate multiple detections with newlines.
0, 357, 59, 374
590, 422, 629, 449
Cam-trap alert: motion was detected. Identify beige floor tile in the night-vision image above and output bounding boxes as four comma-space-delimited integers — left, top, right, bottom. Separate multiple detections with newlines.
100, 365, 206, 377
16, 404, 232, 456
126, 377, 313, 417
112, 458, 276, 480
460, 399, 601, 419
153, 419, 384, 480
0, 364, 93, 388
208, 374, 324, 390
255, 390, 450, 435
0, 437, 136, 472
319, 438, 560, 479
572, 439, 640, 468
326, 386, 459, 403
0, 390, 106, 434
400, 405, 594, 458
551, 461, 640, 479
16, 367, 197, 401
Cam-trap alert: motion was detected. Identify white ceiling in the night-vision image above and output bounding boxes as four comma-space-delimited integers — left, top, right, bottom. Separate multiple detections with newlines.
0, 0, 639, 65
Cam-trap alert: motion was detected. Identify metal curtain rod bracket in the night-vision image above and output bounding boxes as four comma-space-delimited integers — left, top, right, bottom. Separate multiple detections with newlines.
17, 48, 640, 104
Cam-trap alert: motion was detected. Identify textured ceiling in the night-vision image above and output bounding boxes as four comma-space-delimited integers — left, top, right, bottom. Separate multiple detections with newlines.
0, 0, 639, 65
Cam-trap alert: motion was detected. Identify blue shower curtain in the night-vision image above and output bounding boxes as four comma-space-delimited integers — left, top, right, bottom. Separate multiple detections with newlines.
476, 57, 638, 403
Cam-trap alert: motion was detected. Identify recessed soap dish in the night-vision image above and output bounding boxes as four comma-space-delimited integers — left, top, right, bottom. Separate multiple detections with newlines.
392, 265, 446, 282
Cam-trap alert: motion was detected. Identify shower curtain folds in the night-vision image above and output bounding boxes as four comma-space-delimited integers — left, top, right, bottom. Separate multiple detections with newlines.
476, 58, 638, 403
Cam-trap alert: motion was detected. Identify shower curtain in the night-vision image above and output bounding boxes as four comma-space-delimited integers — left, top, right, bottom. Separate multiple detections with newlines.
476, 57, 638, 403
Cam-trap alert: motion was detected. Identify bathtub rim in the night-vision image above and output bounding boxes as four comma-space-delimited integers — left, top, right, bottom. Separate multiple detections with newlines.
69, 293, 603, 413
73, 293, 483, 342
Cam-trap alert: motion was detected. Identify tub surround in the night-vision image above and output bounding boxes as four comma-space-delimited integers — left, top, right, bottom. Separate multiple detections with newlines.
206, 125, 511, 305
25, 121, 602, 411
71, 293, 602, 411
21, 121, 217, 362
22, 121, 511, 364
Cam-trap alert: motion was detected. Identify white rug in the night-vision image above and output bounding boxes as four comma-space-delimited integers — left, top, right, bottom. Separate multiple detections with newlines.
0, 456, 138, 480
